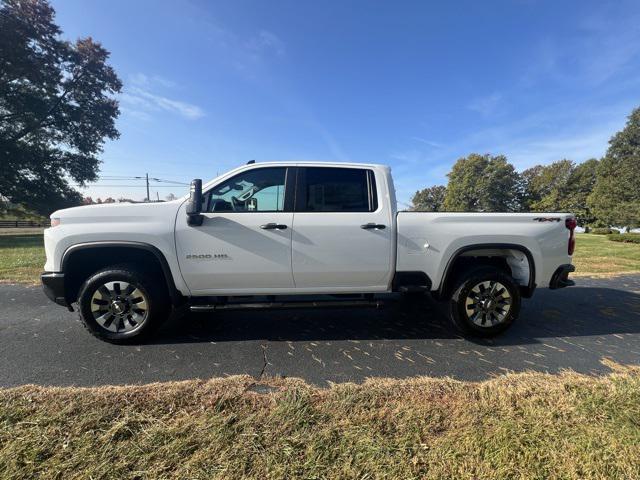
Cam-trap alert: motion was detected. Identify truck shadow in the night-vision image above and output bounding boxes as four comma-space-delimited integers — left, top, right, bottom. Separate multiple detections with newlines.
154, 286, 640, 346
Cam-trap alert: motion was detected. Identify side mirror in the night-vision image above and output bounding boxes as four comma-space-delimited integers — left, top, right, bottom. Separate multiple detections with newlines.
186, 179, 204, 226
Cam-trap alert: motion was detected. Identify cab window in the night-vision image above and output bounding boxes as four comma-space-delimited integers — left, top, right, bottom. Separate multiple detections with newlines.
205, 167, 286, 212
296, 167, 377, 212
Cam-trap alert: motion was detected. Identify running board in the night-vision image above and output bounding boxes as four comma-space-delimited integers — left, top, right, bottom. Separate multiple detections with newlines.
397, 285, 429, 293
190, 299, 384, 312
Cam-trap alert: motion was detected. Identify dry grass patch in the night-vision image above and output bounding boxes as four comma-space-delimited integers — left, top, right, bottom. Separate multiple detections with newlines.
1, 366, 639, 479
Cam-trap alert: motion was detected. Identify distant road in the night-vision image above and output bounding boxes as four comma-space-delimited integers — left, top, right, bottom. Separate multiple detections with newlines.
1, 275, 639, 387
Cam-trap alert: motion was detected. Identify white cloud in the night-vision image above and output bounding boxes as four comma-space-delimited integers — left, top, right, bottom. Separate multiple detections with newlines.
129, 87, 204, 120
129, 73, 177, 89
468, 92, 503, 117
119, 105, 153, 122
411, 137, 442, 148
120, 76, 205, 120
196, 17, 287, 79
249, 30, 286, 57
229, 29, 286, 77
129, 73, 151, 87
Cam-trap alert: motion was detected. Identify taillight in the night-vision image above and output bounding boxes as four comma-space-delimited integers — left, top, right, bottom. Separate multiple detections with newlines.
50, 218, 61, 228
566, 218, 577, 255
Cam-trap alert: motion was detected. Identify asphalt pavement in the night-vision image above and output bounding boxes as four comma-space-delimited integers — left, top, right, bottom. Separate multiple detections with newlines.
1, 275, 640, 387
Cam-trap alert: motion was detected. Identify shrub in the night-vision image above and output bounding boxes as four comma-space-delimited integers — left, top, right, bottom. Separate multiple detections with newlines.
607, 233, 640, 244
590, 227, 613, 235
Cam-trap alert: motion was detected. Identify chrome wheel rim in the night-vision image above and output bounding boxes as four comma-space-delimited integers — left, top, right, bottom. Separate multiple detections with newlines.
464, 280, 512, 327
90, 281, 148, 333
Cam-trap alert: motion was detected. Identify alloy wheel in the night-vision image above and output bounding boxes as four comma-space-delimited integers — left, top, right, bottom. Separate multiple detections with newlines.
90, 281, 149, 333
464, 280, 512, 327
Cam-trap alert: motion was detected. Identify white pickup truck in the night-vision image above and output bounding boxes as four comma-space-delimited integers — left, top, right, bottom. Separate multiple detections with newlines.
42, 161, 576, 343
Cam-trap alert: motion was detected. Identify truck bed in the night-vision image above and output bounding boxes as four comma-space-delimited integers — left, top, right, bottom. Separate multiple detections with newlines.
396, 212, 574, 292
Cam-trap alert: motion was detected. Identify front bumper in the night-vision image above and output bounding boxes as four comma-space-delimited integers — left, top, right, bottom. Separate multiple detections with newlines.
549, 264, 575, 289
41, 272, 72, 310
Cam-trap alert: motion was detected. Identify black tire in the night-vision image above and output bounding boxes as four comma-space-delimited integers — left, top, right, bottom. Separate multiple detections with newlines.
448, 266, 521, 337
77, 264, 170, 344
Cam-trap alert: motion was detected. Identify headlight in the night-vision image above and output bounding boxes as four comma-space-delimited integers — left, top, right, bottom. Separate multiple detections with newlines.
50, 218, 61, 227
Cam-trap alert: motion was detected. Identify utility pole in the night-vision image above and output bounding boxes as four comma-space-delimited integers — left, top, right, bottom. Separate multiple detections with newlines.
145, 173, 150, 202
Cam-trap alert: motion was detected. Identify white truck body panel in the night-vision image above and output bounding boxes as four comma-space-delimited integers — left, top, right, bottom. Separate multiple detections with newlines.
43, 200, 189, 294
174, 210, 295, 293
44, 161, 574, 298
396, 212, 571, 290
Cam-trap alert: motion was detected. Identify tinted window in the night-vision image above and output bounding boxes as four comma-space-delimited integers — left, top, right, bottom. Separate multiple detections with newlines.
205, 167, 286, 212
300, 168, 375, 212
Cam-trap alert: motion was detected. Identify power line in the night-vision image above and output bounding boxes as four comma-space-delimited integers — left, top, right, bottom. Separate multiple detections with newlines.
70, 185, 182, 188
73, 174, 190, 196
71, 173, 190, 202
100, 172, 189, 179
149, 179, 190, 185
91, 175, 189, 185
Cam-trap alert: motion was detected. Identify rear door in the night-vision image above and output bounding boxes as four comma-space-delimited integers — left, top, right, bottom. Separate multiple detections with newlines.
291, 166, 394, 291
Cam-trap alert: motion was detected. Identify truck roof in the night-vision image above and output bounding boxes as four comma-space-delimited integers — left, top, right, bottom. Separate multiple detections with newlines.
242, 161, 389, 169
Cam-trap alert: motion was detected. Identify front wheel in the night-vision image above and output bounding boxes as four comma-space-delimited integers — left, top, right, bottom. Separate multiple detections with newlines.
448, 267, 521, 337
77, 264, 170, 343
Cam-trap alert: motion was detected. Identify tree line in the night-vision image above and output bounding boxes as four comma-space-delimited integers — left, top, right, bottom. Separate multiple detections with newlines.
411, 106, 640, 228
81, 192, 178, 205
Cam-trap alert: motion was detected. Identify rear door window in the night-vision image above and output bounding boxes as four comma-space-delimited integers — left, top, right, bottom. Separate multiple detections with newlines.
296, 167, 377, 212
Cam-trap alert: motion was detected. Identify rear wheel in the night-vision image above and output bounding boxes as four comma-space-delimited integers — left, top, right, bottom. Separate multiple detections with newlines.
449, 266, 521, 337
77, 264, 170, 343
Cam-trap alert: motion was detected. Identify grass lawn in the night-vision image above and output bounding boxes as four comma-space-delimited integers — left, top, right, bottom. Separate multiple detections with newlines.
0, 233, 45, 283
1, 232, 640, 284
1, 366, 639, 479
573, 233, 640, 276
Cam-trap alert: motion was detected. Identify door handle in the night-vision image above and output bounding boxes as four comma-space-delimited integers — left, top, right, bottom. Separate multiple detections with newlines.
360, 223, 386, 230
260, 223, 288, 230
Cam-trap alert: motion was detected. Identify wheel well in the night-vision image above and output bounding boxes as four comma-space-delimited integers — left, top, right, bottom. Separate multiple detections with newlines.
438, 247, 534, 299
62, 245, 178, 305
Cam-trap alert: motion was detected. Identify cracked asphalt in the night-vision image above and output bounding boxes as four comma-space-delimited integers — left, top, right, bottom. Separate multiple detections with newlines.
1, 274, 640, 387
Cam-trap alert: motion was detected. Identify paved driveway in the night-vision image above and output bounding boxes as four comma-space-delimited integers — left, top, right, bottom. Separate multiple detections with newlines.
1, 275, 639, 387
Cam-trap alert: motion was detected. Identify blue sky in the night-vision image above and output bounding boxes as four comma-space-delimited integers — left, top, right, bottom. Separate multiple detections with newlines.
53, 0, 640, 205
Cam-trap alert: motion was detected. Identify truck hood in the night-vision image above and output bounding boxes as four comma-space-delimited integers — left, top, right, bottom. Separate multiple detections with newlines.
51, 200, 184, 224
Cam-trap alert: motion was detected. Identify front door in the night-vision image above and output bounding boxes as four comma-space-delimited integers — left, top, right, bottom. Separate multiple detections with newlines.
291, 167, 394, 291
175, 166, 295, 294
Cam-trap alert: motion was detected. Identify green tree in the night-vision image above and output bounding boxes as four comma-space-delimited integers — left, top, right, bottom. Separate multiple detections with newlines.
564, 159, 598, 226
443, 153, 521, 212
0, 0, 121, 216
588, 107, 640, 228
521, 159, 574, 211
411, 185, 446, 211
519, 164, 545, 209
521, 159, 598, 225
